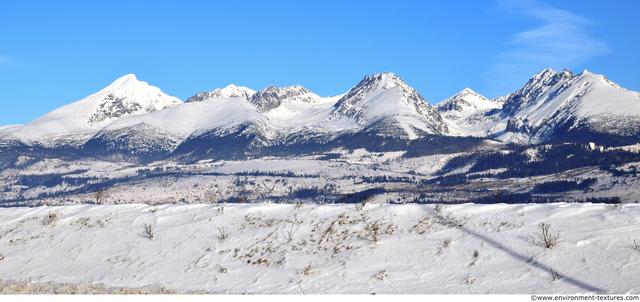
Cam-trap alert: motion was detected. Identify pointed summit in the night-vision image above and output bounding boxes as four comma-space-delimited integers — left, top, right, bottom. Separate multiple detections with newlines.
109, 73, 138, 86
454, 88, 488, 100
333, 72, 424, 116
96, 74, 144, 94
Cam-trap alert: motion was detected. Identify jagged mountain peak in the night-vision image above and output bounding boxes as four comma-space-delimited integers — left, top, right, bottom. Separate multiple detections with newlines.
185, 84, 256, 103
249, 85, 320, 113
524, 68, 574, 90
499, 68, 576, 117
356, 72, 408, 91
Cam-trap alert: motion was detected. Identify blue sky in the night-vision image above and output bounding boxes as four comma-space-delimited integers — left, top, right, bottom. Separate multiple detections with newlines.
1, 0, 638, 126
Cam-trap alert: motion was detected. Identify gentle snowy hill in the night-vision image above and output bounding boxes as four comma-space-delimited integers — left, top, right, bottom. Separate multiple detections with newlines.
0, 74, 182, 147
0, 203, 638, 294
85, 96, 269, 155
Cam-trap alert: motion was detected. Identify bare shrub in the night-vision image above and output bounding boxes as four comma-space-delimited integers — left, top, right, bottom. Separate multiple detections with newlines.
286, 224, 299, 242
374, 269, 387, 281
465, 274, 477, 285
469, 250, 479, 267
537, 222, 560, 249
42, 211, 59, 226
491, 189, 514, 204
143, 223, 155, 239
300, 262, 316, 276
607, 197, 624, 210
204, 190, 218, 204
291, 279, 305, 294
354, 194, 372, 211
550, 268, 564, 281
95, 189, 108, 205
365, 222, 382, 244
443, 237, 452, 248
218, 227, 229, 242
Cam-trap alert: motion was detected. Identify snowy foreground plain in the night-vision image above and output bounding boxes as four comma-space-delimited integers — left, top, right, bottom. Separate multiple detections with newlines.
0, 202, 639, 294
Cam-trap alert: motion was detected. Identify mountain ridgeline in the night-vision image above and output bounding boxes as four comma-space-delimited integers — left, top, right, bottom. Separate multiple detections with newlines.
1, 69, 640, 164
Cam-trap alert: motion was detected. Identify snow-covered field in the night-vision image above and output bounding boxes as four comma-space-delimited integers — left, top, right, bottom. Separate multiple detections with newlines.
0, 202, 638, 294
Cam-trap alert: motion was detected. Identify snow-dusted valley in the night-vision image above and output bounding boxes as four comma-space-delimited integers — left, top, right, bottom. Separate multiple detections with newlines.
1, 69, 640, 293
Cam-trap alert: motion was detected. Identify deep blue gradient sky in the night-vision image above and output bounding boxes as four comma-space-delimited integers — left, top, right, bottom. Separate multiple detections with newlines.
1, 0, 638, 126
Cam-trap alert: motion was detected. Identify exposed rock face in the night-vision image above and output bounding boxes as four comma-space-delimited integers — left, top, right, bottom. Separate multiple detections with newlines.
249, 85, 320, 113
185, 84, 256, 103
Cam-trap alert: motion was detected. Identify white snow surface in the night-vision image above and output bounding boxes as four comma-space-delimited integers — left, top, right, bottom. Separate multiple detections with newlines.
0, 203, 638, 294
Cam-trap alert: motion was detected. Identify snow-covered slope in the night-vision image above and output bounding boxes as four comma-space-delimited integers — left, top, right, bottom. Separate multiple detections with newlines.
0, 203, 638, 294
0, 75, 182, 147
86, 97, 269, 154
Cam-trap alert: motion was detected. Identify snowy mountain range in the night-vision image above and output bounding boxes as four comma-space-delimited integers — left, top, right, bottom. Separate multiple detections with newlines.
438, 69, 640, 145
2, 69, 639, 158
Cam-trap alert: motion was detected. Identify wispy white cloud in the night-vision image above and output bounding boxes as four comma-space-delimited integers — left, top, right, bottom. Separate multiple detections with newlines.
486, 0, 611, 97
